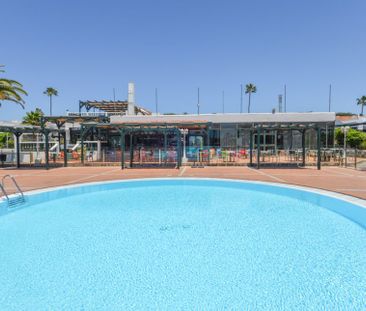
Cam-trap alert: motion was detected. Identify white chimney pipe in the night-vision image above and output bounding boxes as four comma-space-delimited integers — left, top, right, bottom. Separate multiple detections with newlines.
127, 82, 135, 115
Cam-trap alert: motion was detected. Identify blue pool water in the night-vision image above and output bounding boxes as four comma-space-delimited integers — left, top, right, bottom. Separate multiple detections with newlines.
0, 179, 366, 310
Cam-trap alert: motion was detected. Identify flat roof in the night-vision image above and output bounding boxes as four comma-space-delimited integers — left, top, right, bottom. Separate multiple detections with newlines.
0, 121, 60, 133
110, 112, 336, 125
336, 116, 366, 127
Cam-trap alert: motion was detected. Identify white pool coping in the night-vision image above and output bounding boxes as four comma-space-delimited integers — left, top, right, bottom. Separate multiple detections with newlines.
2, 177, 366, 209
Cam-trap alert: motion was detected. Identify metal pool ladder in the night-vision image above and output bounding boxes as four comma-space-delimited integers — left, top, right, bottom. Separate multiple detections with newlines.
0, 175, 25, 207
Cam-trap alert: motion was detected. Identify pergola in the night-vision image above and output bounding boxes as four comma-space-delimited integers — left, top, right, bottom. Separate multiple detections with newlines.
79, 100, 151, 115
1, 114, 333, 170
79, 121, 212, 169
41, 115, 110, 128
39, 115, 111, 168
0, 121, 64, 169
78, 119, 327, 169
248, 121, 328, 170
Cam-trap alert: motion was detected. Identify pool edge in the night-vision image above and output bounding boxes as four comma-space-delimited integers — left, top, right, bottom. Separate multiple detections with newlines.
4, 177, 365, 209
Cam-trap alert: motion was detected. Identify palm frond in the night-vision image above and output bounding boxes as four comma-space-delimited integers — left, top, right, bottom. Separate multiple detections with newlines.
22, 109, 44, 125
0, 78, 24, 86
245, 83, 257, 94
0, 87, 22, 99
0, 97, 25, 108
357, 96, 366, 105
0, 68, 27, 108
44, 87, 58, 96
0, 84, 26, 107
11, 86, 28, 96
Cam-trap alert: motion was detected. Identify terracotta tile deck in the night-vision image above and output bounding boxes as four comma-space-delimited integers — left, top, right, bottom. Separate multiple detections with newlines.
0, 166, 365, 200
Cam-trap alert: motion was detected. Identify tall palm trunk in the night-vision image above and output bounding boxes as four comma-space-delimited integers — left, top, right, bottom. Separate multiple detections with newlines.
49, 95, 52, 116
247, 92, 251, 113
362, 104, 364, 116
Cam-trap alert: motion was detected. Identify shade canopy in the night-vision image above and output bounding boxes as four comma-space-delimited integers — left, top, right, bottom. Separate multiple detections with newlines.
79, 100, 151, 115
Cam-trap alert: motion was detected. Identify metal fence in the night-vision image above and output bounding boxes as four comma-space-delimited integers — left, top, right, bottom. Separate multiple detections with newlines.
1, 146, 365, 170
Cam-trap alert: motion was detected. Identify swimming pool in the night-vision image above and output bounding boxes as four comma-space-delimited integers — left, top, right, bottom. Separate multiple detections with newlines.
0, 178, 366, 310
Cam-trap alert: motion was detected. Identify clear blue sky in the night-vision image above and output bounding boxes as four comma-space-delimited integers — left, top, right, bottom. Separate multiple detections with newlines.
1, 0, 365, 120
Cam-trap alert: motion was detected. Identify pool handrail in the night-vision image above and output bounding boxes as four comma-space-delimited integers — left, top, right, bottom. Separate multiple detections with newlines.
1, 175, 25, 206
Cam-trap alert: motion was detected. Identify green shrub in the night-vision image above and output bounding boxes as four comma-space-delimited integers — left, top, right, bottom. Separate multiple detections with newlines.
0, 132, 14, 149
335, 128, 366, 149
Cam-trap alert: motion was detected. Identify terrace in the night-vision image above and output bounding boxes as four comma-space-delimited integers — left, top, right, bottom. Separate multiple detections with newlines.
2, 112, 366, 170
0, 166, 365, 200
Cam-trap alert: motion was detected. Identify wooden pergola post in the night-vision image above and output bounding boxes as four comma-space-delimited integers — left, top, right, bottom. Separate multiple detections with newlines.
120, 129, 125, 169
58, 131, 61, 155
63, 132, 68, 167
249, 130, 253, 166
302, 129, 306, 167
206, 125, 210, 165
164, 129, 167, 166
15, 132, 21, 169
44, 130, 49, 170
317, 127, 321, 170
129, 133, 133, 168
256, 127, 261, 169
176, 129, 181, 169
80, 126, 84, 165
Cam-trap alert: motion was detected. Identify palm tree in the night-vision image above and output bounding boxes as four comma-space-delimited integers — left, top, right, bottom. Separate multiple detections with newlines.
22, 108, 44, 159
356, 96, 366, 116
43, 87, 58, 116
22, 108, 44, 126
0, 65, 27, 108
245, 83, 257, 113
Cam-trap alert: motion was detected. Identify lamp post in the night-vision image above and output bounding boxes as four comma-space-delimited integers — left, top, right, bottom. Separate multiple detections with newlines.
342, 126, 350, 167
180, 128, 189, 163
